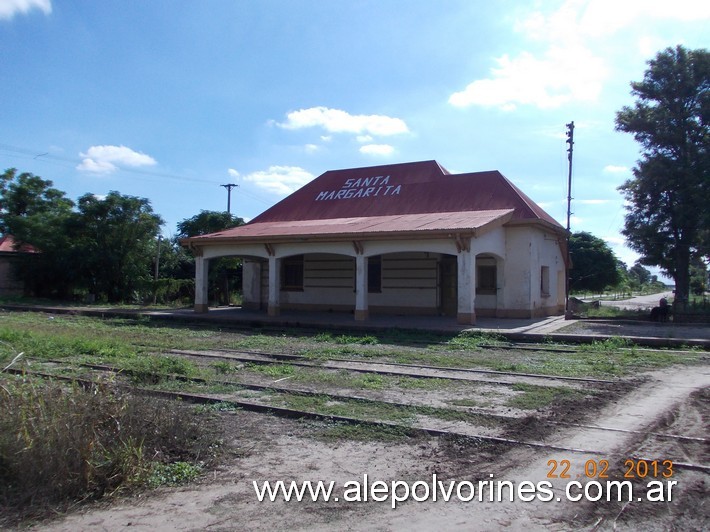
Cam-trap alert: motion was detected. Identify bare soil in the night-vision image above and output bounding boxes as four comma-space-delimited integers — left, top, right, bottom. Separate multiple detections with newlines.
558, 319, 710, 342
32, 363, 709, 532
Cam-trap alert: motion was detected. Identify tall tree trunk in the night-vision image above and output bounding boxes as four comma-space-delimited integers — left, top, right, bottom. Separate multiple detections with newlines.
673, 248, 691, 312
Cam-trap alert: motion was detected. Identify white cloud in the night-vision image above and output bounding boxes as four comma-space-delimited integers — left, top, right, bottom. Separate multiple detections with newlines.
449, 0, 709, 111
356, 135, 373, 143
228, 168, 240, 178
77, 145, 157, 174
449, 45, 607, 110
278, 107, 409, 136
0, 0, 51, 19
603, 165, 629, 174
359, 144, 395, 156
76, 158, 116, 174
242, 165, 315, 196
304, 144, 319, 153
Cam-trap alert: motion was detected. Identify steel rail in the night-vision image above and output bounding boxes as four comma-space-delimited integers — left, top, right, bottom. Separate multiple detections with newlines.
165, 348, 619, 386
5, 367, 709, 474
14, 360, 707, 447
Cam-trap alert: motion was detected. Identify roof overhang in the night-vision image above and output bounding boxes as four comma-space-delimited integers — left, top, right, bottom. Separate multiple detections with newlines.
182, 209, 515, 249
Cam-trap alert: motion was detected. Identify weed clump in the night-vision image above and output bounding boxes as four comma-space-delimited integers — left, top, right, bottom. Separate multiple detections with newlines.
0, 375, 221, 524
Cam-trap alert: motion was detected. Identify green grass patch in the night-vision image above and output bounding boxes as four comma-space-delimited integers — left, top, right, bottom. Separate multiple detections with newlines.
279, 394, 415, 424
125, 355, 203, 385
397, 376, 454, 390
245, 362, 297, 378
274, 393, 498, 428
0, 310, 702, 384
447, 331, 506, 350
211, 360, 239, 375
146, 461, 202, 488
506, 383, 586, 409
315, 421, 415, 442
314, 332, 379, 345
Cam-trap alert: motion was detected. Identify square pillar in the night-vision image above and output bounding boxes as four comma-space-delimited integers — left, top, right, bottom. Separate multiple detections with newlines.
194, 256, 209, 313
354, 254, 369, 321
242, 259, 262, 310
268, 255, 281, 316
457, 250, 476, 324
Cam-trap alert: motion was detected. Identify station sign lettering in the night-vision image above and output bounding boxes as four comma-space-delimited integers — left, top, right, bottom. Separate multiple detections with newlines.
315, 175, 402, 201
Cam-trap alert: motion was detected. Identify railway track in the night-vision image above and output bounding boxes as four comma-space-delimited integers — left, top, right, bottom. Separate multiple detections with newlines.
9, 359, 708, 463
163, 348, 619, 388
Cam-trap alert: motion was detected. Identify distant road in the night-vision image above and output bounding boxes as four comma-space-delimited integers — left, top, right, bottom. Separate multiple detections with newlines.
599, 291, 674, 310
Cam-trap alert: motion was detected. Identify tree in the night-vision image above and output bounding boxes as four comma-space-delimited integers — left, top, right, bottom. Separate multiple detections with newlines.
0, 168, 77, 297
615, 45, 709, 309
176, 210, 245, 305
629, 261, 652, 287
689, 257, 708, 296
569, 231, 621, 293
73, 192, 164, 302
176, 210, 244, 239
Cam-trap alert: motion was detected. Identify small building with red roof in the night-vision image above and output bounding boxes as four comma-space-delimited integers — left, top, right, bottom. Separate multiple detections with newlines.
183, 160, 568, 324
0, 234, 38, 296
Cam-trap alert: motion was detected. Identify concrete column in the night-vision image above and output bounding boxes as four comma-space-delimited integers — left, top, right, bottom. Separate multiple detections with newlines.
457, 250, 476, 324
496, 258, 505, 318
354, 254, 369, 321
194, 256, 209, 313
242, 259, 262, 310
267, 255, 280, 316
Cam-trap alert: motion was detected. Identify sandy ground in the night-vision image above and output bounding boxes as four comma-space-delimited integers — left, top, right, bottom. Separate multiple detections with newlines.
557, 320, 709, 342
37, 363, 709, 532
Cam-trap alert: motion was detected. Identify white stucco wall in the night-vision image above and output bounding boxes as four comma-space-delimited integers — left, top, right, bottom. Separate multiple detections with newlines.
503, 226, 565, 317
198, 223, 565, 319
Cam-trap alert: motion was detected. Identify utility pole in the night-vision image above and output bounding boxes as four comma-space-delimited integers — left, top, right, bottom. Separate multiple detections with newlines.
565, 121, 574, 318
221, 183, 238, 215
153, 235, 162, 305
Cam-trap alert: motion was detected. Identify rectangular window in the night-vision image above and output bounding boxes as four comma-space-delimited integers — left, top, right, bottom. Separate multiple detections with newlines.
368, 256, 382, 293
541, 266, 550, 296
282, 255, 304, 291
477, 265, 497, 295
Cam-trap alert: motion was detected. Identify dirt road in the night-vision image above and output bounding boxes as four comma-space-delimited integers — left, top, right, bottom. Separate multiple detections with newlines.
597, 291, 674, 311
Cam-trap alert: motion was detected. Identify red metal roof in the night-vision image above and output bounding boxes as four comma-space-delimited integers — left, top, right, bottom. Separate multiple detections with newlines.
0, 235, 39, 253
191, 209, 515, 242
187, 160, 564, 244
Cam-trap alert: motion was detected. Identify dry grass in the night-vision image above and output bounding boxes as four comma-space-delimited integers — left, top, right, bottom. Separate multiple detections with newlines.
0, 375, 222, 525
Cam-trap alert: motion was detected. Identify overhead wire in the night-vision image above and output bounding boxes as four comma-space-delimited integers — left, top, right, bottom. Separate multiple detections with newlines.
0, 142, 275, 207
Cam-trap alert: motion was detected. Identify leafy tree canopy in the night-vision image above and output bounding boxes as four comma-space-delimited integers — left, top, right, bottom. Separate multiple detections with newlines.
569, 231, 621, 293
0, 169, 164, 302
0, 169, 77, 296
176, 210, 244, 240
615, 45, 709, 306
629, 261, 652, 286
73, 192, 164, 302
0, 168, 74, 241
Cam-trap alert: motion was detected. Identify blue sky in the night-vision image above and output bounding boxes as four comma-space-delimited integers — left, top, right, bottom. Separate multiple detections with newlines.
1, 0, 708, 275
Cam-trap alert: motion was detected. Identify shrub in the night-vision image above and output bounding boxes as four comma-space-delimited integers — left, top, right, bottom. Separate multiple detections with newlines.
0, 376, 218, 522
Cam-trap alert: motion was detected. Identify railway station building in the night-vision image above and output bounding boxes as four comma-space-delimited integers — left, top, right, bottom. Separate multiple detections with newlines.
183, 160, 568, 324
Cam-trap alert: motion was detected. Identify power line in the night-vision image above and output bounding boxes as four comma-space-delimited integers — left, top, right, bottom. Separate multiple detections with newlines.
0, 141, 275, 208
0, 142, 222, 186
